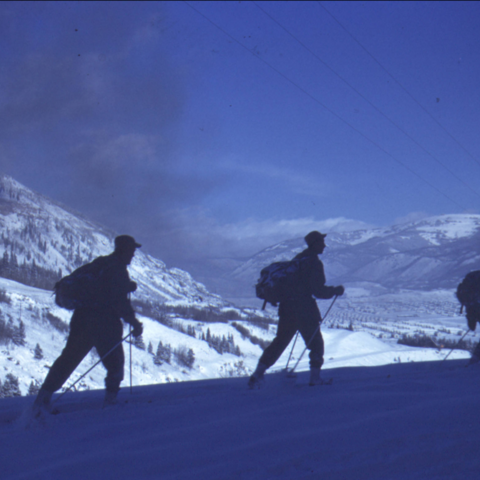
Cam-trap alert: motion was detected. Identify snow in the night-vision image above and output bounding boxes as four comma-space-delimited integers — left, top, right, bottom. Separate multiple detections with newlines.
2, 270, 475, 396
417, 214, 480, 241
1, 175, 480, 477
1, 357, 479, 479
1, 277, 475, 479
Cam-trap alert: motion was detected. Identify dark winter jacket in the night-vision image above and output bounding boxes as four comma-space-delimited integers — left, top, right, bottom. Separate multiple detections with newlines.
290, 248, 337, 300
85, 253, 137, 326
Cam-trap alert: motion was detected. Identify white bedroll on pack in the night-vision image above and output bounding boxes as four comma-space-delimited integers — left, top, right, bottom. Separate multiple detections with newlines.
255, 258, 306, 310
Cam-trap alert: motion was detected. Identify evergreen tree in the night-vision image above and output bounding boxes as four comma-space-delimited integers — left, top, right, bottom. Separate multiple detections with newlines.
12, 320, 26, 346
34, 343, 44, 360
134, 335, 146, 350
0, 374, 22, 397
28, 380, 41, 396
186, 325, 196, 339
148, 341, 153, 355
174, 345, 195, 369
154, 341, 171, 365
186, 348, 195, 368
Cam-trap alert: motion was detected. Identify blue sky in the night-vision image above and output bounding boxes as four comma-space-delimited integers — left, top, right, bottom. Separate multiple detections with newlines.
1, 1, 480, 280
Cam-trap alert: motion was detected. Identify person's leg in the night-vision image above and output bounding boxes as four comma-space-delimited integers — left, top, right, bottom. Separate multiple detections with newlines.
249, 303, 298, 388
34, 311, 93, 410
258, 303, 298, 369
40, 313, 93, 394
95, 318, 124, 404
467, 341, 480, 366
297, 300, 324, 385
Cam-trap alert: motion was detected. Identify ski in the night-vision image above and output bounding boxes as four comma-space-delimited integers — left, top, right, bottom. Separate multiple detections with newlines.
308, 377, 333, 386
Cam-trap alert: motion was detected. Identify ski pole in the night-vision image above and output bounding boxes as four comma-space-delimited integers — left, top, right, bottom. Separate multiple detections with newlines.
284, 332, 300, 372
320, 297, 339, 328
288, 295, 338, 375
129, 324, 133, 394
52, 332, 133, 405
442, 329, 471, 363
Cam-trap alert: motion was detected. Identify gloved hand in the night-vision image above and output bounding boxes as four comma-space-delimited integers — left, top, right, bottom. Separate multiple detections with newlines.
333, 285, 345, 296
466, 306, 478, 331
131, 321, 143, 338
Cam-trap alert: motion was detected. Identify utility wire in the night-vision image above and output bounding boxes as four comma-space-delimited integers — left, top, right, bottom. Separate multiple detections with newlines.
183, 1, 467, 211
317, 1, 480, 169
253, 1, 480, 200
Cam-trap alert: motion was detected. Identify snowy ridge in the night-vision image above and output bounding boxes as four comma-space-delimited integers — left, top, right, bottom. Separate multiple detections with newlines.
226, 214, 480, 304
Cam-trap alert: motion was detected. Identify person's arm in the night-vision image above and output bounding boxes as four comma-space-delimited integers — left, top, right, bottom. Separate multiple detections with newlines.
310, 257, 344, 299
105, 264, 143, 335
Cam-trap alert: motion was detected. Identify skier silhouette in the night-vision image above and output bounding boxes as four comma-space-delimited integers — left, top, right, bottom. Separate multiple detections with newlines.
249, 231, 344, 388
33, 235, 143, 413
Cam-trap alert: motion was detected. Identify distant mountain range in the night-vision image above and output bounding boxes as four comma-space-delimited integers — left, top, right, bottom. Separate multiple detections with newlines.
225, 214, 480, 304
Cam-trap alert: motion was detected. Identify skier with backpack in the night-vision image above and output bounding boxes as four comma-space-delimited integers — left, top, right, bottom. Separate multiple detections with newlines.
456, 270, 480, 365
33, 235, 144, 413
249, 231, 344, 388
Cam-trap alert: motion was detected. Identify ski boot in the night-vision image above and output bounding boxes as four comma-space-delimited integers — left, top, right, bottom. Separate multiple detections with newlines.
466, 354, 480, 367
248, 362, 267, 389
32, 388, 53, 417
103, 390, 118, 408
309, 367, 322, 386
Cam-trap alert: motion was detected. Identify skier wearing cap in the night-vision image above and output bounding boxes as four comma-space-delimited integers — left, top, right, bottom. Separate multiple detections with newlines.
248, 231, 344, 388
33, 235, 144, 412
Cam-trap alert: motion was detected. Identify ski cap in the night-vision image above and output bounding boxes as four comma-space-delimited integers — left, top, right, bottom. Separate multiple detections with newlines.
304, 231, 327, 247
114, 235, 142, 251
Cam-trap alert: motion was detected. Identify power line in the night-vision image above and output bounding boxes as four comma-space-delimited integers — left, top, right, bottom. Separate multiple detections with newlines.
253, 1, 480, 201
317, 1, 480, 169
183, 1, 467, 211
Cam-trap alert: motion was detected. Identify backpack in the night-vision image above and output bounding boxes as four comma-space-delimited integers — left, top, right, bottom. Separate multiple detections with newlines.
456, 270, 480, 309
255, 257, 307, 309
54, 257, 109, 310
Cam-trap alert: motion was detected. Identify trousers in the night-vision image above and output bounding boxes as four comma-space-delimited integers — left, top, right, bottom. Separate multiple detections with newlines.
42, 308, 125, 394
260, 297, 324, 369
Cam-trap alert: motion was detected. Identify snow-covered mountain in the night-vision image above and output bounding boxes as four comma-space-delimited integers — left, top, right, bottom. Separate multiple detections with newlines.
227, 214, 480, 304
0, 174, 226, 306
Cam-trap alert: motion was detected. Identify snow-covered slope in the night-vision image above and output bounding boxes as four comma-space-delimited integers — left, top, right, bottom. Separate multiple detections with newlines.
2, 358, 479, 480
1, 274, 471, 396
228, 214, 480, 304
0, 274, 272, 396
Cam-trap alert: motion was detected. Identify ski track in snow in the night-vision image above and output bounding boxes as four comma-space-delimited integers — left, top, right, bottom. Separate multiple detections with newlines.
1, 359, 479, 480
